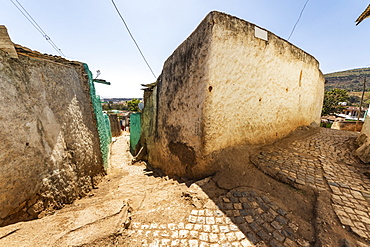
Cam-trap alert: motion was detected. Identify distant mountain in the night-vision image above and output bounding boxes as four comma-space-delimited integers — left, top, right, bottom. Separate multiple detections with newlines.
324, 67, 370, 92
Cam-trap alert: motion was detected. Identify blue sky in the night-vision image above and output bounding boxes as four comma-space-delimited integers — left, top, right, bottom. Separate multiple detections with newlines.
1, 0, 369, 98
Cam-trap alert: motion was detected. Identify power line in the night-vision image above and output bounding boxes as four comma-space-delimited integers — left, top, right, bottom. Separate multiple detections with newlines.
9, 0, 65, 57
110, 0, 157, 79
288, 0, 310, 41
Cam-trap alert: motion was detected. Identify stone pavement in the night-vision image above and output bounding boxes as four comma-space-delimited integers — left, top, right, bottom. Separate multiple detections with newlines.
252, 128, 370, 242
126, 188, 307, 247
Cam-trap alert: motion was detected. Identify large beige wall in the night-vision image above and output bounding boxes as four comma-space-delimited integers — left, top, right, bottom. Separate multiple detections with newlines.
204, 12, 324, 154
0, 46, 104, 226
144, 11, 324, 179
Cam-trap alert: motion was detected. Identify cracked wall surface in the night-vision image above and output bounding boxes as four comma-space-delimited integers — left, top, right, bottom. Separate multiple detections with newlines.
0, 41, 105, 226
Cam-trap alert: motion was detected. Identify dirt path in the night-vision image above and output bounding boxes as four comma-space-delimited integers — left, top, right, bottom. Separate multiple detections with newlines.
0, 134, 204, 247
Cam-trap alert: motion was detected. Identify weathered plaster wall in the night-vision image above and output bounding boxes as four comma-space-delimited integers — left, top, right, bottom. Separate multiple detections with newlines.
144, 11, 324, 178
0, 45, 104, 225
204, 13, 324, 155
145, 16, 212, 177
109, 114, 121, 137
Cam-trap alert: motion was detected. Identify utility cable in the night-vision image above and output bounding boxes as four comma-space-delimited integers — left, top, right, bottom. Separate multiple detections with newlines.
9, 0, 65, 57
110, 0, 157, 79
288, 0, 310, 41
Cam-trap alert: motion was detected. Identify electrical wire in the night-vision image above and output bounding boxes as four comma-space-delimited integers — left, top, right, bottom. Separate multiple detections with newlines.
288, 0, 310, 41
110, 0, 157, 79
9, 0, 65, 57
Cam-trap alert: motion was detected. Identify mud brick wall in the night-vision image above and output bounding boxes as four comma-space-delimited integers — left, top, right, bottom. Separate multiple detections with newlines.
0, 41, 105, 226
109, 114, 121, 137
143, 11, 325, 179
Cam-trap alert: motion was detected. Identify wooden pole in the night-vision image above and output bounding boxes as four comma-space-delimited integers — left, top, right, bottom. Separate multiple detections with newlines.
355, 77, 366, 132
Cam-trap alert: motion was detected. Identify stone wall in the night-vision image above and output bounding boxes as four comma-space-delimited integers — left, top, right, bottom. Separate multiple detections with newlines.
331, 121, 363, 132
142, 12, 324, 179
0, 33, 105, 226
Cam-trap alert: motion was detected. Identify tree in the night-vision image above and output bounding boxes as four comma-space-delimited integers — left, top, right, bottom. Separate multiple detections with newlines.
322, 88, 349, 116
127, 98, 141, 112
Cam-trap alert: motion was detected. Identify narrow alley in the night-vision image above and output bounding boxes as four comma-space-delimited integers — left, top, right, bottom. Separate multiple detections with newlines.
2, 3, 370, 247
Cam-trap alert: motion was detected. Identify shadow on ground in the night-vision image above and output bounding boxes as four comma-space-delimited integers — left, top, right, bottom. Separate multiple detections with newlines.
126, 127, 370, 247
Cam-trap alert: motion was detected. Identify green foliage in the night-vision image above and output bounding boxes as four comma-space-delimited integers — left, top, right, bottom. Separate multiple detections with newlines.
348, 95, 360, 105
127, 98, 141, 112
102, 103, 128, 111
320, 122, 332, 128
364, 98, 370, 106
322, 88, 349, 116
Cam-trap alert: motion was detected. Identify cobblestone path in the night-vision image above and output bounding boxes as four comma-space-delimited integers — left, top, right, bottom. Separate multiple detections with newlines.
252, 128, 370, 241
126, 188, 306, 247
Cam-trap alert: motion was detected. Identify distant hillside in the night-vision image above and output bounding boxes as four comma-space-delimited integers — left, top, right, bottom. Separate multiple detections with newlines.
101, 98, 143, 103
324, 67, 370, 91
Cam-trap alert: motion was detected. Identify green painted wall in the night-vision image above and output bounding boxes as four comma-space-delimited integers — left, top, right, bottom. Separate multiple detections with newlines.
130, 112, 141, 154
83, 63, 111, 169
